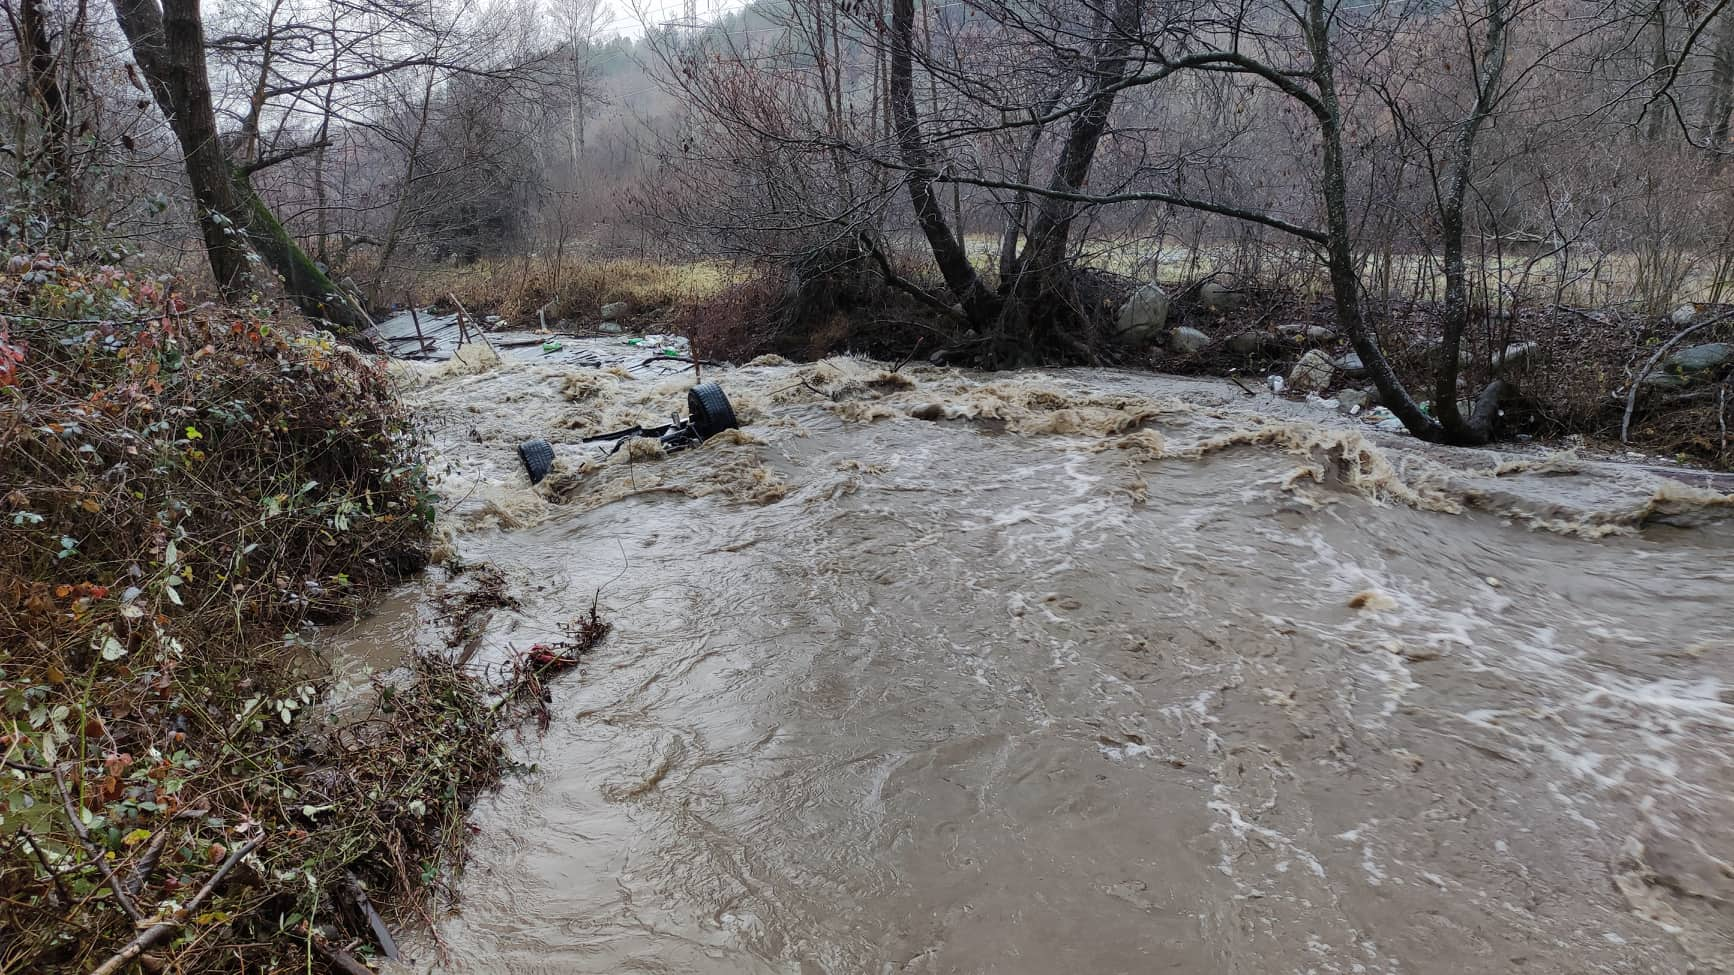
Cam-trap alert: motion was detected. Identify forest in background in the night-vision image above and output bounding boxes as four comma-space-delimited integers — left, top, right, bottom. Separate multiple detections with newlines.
5, 0, 1734, 451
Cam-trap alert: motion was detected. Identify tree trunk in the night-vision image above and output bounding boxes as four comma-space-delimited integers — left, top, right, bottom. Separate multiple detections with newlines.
1432, 0, 1513, 445
1647, 3, 1669, 143
1706, 9, 1734, 170
888, 0, 998, 323
1018, 0, 1139, 278
1306, 0, 1444, 442
18, 0, 76, 234
110, 0, 369, 331
368, 66, 438, 307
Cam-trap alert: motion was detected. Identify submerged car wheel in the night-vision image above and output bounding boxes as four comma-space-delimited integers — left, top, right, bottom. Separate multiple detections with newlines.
687, 382, 738, 439
518, 438, 555, 485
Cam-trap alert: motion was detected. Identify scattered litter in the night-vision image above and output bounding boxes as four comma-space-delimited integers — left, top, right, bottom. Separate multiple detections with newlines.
541, 339, 564, 354
575, 382, 742, 458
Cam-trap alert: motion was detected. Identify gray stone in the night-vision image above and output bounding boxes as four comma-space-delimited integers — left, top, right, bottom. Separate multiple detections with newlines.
1493, 340, 1539, 372
1334, 352, 1367, 378
600, 301, 629, 320
1288, 349, 1336, 393
1670, 304, 1698, 326
1168, 326, 1210, 354
1115, 284, 1171, 344
1198, 280, 1247, 312
1225, 332, 1265, 354
1640, 370, 1692, 391
598, 321, 624, 334
1662, 342, 1733, 374
1337, 388, 1376, 413
1278, 322, 1334, 342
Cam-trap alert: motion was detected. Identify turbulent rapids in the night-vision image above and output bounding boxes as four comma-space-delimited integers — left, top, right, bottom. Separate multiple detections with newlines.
351, 339, 1733, 974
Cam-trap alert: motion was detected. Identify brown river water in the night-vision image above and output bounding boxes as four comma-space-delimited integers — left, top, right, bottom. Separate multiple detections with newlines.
339, 341, 1733, 974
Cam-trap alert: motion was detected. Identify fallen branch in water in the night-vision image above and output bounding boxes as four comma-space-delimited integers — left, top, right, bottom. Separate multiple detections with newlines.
88, 835, 265, 975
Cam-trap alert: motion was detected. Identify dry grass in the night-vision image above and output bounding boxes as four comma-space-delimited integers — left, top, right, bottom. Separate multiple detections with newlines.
411, 257, 734, 327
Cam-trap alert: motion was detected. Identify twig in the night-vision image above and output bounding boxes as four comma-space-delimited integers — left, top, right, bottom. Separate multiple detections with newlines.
88, 835, 265, 975
1721, 383, 1729, 454
3, 756, 53, 773
54, 767, 143, 923
17, 825, 74, 906
1621, 311, 1734, 443
892, 337, 925, 373
297, 923, 376, 975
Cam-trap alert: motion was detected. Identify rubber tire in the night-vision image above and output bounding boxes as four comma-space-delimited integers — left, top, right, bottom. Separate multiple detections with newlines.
518, 438, 555, 485
687, 382, 738, 439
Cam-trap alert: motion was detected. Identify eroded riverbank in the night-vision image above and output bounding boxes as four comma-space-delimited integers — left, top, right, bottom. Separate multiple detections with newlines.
367, 345, 1733, 974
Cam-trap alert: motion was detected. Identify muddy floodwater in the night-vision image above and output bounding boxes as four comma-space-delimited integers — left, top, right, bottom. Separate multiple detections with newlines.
354, 341, 1733, 974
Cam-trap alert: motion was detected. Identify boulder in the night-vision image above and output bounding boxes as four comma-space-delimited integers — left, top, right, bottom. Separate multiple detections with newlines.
1334, 352, 1367, 378
1198, 280, 1247, 312
1663, 342, 1733, 375
1114, 284, 1171, 344
1278, 322, 1334, 343
1225, 332, 1265, 354
598, 321, 624, 334
1640, 371, 1692, 391
1492, 340, 1539, 372
600, 301, 629, 320
1670, 304, 1698, 326
1168, 326, 1210, 354
1288, 349, 1336, 393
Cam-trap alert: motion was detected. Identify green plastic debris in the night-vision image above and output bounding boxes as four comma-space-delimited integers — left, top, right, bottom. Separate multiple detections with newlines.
541, 339, 564, 353
625, 338, 648, 346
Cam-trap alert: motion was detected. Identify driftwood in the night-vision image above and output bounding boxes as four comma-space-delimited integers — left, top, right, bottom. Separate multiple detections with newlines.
447, 292, 498, 355
88, 835, 265, 975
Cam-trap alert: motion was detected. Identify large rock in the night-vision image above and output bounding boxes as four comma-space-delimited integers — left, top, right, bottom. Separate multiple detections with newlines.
1225, 332, 1265, 354
1168, 326, 1210, 354
1663, 342, 1733, 375
1288, 349, 1336, 393
600, 301, 629, 320
1640, 371, 1692, 391
1277, 322, 1334, 343
1492, 340, 1539, 372
1114, 283, 1171, 345
1198, 280, 1247, 312
1670, 304, 1698, 326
